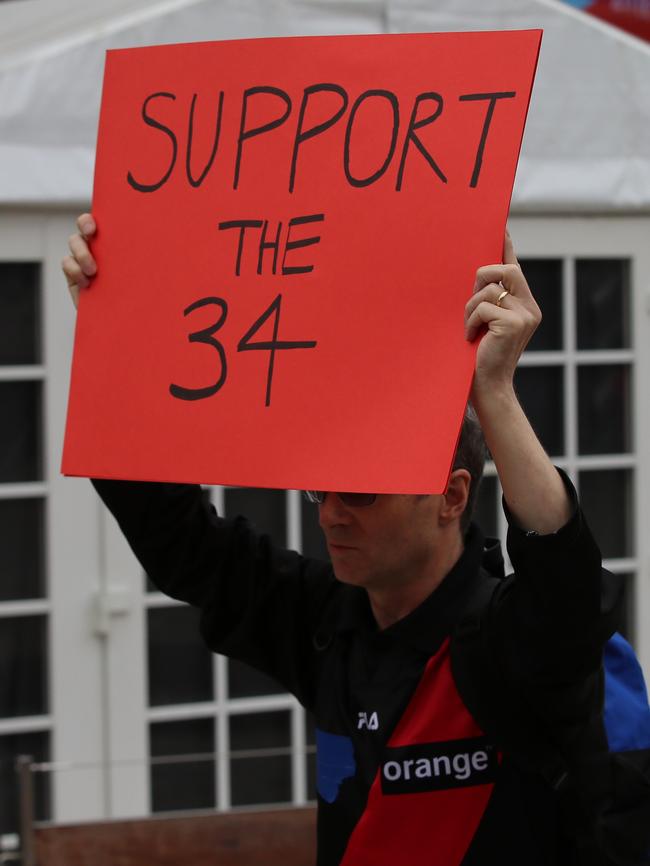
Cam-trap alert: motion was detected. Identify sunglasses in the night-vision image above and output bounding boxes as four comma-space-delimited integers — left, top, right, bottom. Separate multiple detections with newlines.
303, 491, 377, 507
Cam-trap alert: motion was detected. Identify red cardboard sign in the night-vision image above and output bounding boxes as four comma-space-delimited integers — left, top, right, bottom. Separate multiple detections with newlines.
62, 31, 541, 493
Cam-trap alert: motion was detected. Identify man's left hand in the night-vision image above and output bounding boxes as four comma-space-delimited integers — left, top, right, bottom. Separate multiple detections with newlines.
464, 230, 541, 397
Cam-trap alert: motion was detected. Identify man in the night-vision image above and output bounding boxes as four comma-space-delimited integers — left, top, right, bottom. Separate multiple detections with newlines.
62, 216, 612, 865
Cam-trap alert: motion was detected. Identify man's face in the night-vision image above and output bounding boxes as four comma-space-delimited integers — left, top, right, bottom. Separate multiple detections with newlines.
318, 492, 447, 591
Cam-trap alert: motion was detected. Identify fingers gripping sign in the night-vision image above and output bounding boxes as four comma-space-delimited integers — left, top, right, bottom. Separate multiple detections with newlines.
464, 228, 541, 393
463, 228, 571, 535
61, 213, 97, 309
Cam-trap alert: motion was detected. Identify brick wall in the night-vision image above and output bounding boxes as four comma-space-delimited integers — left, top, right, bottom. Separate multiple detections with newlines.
35, 806, 317, 866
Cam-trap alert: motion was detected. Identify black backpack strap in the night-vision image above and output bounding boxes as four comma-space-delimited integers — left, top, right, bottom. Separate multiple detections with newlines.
450, 569, 572, 791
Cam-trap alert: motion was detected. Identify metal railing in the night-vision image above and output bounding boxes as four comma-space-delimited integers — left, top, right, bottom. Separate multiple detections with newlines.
11, 745, 316, 866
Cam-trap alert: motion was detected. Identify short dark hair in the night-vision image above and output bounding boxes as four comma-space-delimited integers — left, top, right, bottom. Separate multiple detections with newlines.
452, 404, 487, 534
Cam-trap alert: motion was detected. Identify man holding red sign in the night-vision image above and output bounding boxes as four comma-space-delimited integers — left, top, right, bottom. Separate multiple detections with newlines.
62, 216, 628, 865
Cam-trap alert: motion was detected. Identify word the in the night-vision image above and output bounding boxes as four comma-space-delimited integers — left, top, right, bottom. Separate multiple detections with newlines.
169, 293, 316, 407
218, 213, 324, 277
126, 86, 516, 194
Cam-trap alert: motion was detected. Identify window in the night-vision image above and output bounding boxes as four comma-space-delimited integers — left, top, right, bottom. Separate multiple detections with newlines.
0, 262, 51, 836
145, 487, 314, 812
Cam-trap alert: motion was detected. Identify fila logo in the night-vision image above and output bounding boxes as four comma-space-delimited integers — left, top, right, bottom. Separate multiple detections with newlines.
357, 711, 379, 731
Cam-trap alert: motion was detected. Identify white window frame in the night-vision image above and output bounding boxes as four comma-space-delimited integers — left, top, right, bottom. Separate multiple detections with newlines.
103, 484, 309, 819
0, 208, 106, 825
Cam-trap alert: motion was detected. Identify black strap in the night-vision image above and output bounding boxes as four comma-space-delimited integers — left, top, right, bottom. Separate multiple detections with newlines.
450, 570, 572, 789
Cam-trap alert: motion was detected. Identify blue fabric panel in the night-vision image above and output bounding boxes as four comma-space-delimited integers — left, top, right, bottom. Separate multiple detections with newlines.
604, 633, 650, 751
316, 729, 356, 804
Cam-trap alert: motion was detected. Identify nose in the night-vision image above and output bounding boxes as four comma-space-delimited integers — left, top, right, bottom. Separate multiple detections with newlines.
318, 493, 353, 530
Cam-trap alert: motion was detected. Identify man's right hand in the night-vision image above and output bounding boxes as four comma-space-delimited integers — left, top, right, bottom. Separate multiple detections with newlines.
61, 213, 97, 309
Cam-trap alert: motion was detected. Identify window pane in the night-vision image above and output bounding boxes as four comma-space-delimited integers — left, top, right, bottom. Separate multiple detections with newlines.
519, 259, 563, 351
0, 731, 50, 835
576, 259, 630, 350
578, 365, 631, 455
0, 616, 48, 718
0, 382, 42, 482
230, 711, 291, 806
225, 488, 286, 548
0, 263, 41, 365
150, 718, 215, 813
228, 658, 285, 699
300, 496, 329, 561
473, 475, 498, 539
579, 469, 633, 559
0, 498, 46, 601
147, 606, 213, 707
514, 366, 564, 456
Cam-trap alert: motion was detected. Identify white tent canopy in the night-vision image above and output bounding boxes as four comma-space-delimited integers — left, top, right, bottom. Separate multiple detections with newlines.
0, 0, 648, 209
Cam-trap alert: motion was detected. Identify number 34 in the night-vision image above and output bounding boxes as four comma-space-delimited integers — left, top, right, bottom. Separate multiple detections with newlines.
169, 293, 317, 407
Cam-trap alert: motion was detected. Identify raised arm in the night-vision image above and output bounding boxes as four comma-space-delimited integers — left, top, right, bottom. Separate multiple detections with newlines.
464, 231, 572, 534
464, 233, 622, 698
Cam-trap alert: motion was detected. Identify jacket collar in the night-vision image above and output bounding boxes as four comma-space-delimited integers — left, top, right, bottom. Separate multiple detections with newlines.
333, 524, 502, 655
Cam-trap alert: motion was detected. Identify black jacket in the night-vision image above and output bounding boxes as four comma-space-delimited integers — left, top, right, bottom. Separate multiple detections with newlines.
92, 477, 616, 865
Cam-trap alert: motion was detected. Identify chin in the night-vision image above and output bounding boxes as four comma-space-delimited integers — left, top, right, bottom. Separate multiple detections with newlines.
331, 563, 369, 587
332, 563, 387, 591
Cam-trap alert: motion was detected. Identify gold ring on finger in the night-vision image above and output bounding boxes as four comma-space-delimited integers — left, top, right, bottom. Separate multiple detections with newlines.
496, 289, 509, 307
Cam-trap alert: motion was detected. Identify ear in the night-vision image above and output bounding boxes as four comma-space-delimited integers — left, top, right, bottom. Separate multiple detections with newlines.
440, 469, 471, 526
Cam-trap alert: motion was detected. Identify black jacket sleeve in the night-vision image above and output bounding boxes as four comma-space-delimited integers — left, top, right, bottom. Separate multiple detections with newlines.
92, 478, 337, 710
493, 470, 625, 754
